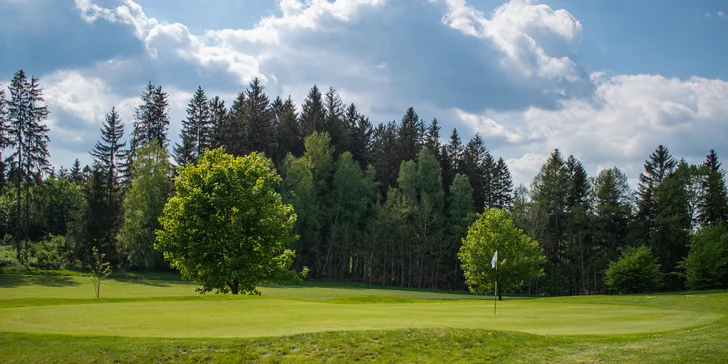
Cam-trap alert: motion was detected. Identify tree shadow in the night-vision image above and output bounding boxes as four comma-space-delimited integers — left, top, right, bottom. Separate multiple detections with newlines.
0, 274, 80, 288
109, 278, 171, 287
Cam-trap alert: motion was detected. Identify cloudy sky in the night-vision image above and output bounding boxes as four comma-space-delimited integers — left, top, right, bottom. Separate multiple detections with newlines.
1, 0, 727, 187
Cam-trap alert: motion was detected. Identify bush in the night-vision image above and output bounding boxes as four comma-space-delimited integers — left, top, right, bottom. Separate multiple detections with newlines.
679, 223, 728, 290
605, 245, 662, 294
29, 235, 73, 269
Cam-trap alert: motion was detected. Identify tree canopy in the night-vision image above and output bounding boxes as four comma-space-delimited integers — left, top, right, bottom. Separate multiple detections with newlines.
156, 147, 301, 295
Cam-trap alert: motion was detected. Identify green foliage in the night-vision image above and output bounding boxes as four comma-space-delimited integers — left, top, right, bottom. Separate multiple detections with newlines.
679, 223, 728, 290
30, 235, 72, 269
156, 147, 300, 295
458, 208, 545, 295
118, 142, 173, 269
88, 246, 111, 299
605, 245, 662, 294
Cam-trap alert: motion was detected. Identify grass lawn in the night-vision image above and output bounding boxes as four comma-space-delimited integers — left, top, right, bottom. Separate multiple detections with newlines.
1, 271, 726, 363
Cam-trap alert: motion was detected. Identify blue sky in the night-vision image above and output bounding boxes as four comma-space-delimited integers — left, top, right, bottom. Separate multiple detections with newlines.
1, 0, 727, 187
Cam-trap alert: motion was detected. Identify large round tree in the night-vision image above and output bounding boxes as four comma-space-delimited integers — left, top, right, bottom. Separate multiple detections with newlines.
156, 147, 299, 295
458, 208, 545, 299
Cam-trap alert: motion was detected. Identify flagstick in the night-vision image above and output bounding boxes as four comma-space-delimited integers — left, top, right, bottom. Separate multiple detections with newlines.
494, 259, 497, 316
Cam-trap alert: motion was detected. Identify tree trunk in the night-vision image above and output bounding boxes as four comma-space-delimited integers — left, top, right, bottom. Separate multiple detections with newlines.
498, 287, 503, 301
231, 280, 239, 294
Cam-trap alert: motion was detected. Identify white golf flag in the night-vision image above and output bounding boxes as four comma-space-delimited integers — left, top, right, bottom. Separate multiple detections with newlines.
491, 250, 498, 268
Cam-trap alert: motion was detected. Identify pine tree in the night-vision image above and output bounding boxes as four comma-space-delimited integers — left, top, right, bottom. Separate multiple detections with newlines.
492, 157, 513, 209
481, 151, 496, 209
636, 145, 677, 242
69, 159, 83, 184
372, 121, 400, 194
208, 96, 227, 149
348, 104, 373, 169
6, 70, 51, 261
127, 82, 170, 179
243, 78, 273, 156
276, 96, 303, 162
174, 86, 211, 166
0, 83, 8, 189
224, 92, 246, 157
446, 128, 463, 172
460, 134, 487, 212
593, 167, 631, 276
424, 118, 441, 158
300, 85, 326, 137
398, 107, 423, 162
531, 148, 570, 295
698, 150, 728, 226
323, 87, 347, 154
90, 107, 126, 190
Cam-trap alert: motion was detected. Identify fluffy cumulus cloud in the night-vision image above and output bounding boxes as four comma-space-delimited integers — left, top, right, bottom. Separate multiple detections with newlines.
439, 0, 583, 81
465, 73, 728, 186
2, 0, 725, 187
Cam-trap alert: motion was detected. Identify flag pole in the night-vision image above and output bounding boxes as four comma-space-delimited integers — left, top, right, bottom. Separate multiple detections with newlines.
494, 257, 497, 315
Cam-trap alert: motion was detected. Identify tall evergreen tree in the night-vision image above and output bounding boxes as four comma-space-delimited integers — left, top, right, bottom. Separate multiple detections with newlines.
69, 159, 83, 184
126, 82, 170, 179
323, 87, 347, 154
0, 82, 8, 189
446, 128, 463, 173
243, 78, 273, 157
224, 92, 246, 157
492, 157, 513, 209
276, 96, 303, 162
460, 134, 487, 212
698, 150, 728, 226
636, 145, 677, 242
398, 107, 423, 162
531, 148, 569, 295
372, 121, 400, 194
90, 107, 126, 190
6, 70, 51, 261
300, 85, 326, 137
174, 86, 211, 166
348, 104, 373, 169
208, 96, 227, 149
593, 167, 632, 292
424, 118, 441, 157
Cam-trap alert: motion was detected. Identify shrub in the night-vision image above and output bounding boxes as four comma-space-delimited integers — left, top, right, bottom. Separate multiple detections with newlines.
679, 223, 728, 290
605, 245, 662, 294
30, 235, 73, 269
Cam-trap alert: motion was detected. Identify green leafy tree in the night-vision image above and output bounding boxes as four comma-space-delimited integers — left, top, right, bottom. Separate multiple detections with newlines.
89, 245, 111, 299
679, 223, 728, 290
118, 142, 173, 269
458, 208, 545, 299
605, 245, 662, 294
156, 148, 300, 295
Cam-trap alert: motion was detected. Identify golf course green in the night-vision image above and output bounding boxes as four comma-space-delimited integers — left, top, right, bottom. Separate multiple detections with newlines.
1, 271, 727, 363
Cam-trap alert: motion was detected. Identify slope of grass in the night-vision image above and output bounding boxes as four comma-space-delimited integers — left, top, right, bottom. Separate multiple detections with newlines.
1, 271, 727, 363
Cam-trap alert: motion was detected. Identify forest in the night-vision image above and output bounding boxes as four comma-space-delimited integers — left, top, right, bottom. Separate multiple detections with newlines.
0, 68, 726, 295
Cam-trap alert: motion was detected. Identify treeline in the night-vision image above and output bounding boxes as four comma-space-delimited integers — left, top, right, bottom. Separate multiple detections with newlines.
0, 68, 726, 294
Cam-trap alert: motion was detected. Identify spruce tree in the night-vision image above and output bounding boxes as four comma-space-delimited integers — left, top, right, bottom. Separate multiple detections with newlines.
492, 157, 513, 209
0, 83, 8, 189
372, 121, 400, 194
225, 92, 246, 157
276, 96, 303, 161
424, 118, 441, 158
208, 96, 227, 149
174, 86, 211, 166
698, 150, 728, 226
243, 78, 273, 156
446, 128, 463, 172
636, 145, 677, 242
348, 104, 373, 169
323, 87, 347, 154
69, 159, 83, 184
90, 107, 127, 190
398, 107, 423, 162
127, 82, 170, 179
460, 134, 487, 212
6, 70, 51, 261
300, 85, 326, 137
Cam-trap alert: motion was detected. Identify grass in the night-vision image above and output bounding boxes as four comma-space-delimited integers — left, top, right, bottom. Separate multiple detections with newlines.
0, 270, 727, 363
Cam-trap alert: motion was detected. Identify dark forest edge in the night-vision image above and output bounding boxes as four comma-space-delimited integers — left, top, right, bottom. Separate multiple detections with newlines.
0, 68, 726, 296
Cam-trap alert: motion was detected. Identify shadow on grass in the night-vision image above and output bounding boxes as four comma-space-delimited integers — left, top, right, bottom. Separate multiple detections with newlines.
109, 278, 171, 287
0, 273, 80, 288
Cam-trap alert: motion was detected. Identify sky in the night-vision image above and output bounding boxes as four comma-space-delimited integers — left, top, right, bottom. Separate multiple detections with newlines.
1, 0, 727, 188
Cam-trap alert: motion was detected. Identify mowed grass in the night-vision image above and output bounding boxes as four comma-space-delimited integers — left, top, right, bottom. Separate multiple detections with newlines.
1, 271, 727, 363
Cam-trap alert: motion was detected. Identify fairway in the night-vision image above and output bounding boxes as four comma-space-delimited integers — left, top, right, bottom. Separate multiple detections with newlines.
2, 272, 728, 363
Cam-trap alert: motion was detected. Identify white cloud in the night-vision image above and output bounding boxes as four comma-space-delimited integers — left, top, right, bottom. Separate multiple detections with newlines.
439, 0, 583, 80
459, 73, 728, 186
506, 152, 548, 187
73, 0, 386, 85
719, 11, 726, 19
